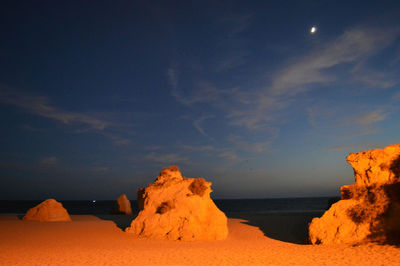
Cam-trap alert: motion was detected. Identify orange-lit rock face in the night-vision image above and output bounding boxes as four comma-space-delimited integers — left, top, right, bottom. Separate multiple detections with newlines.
126, 166, 228, 241
117, 194, 133, 215
309, 144, 400, 245
346, 144, 400, 186
23, 199, 71, 222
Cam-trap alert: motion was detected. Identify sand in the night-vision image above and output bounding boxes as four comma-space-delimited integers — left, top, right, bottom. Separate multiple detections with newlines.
1, 213, 399, 266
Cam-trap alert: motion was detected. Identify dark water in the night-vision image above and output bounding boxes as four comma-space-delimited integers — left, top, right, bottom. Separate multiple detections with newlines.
0, 197, 339, 215
216, 197, 339, 213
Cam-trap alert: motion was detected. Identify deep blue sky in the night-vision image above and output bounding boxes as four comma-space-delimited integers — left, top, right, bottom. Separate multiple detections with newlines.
1, 1, 400, 200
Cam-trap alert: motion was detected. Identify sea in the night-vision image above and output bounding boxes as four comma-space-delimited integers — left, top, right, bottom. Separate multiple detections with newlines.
0, 197, 340, 215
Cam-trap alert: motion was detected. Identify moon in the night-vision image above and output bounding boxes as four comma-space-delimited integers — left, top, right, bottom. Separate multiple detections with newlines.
310, 26, 317, 34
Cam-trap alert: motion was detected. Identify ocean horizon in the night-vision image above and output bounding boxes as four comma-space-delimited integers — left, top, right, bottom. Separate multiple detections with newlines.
0, 196, 340, 215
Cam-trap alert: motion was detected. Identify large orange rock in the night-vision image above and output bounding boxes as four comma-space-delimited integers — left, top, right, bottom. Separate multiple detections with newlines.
309, 144, 400, 244
126, 166, 228, 240
23, 199, 71, 222
117, 194, 133, 215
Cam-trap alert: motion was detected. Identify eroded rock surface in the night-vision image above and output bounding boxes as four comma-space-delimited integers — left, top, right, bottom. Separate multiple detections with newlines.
126, 166, 228, 240
23, 199, 71, 222
117, 194, 133, 215
309, 144, 400, 244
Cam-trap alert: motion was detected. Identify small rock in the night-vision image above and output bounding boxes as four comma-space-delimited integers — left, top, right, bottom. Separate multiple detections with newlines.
117, 194, 133, 215
23, 199, 71, 222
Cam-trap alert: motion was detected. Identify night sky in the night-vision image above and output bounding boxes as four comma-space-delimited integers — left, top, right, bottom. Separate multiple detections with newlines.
1, 1, 400, 200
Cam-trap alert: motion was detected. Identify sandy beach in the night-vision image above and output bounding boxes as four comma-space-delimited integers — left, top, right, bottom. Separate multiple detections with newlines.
1, 213, 399, 266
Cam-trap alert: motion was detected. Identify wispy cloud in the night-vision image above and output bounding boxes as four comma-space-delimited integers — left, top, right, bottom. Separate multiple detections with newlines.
350, 127, 380, 137
241, 26, 400, 130
217, 150, 240, 162
0, 87, 134, 146
211, 12, 252, 73
328, 142, 384, 152
307, 102, 389, 137
266, 27, 395, 128
40, 156, 57, 166
269, 27, 399, 96
180, 138, 269, 164
144, 152, 189, 165
91, 166, 109, 173
167, 67, 179, 90
0, 88, 107, 131
210, 27, 400, 131
226, 100, 286, 130
144, 145, 165, 151
352, 110, 387, 126
168, 68, 266, 131
169, 26, 400, 144
180, 145, 215, 153
179, 144, 242, 163
101, 132, 132, 147
193, 115, 214, 137
219, 13, 253, 37
214, 51, 248, 72
227, 135, 272, 154
167, 66, 195, 107
392, 91, 400, 102
168, 74, 226, 107
351, 63, 397, 89
307, 107, 318, 128
112, 138, 132, 146
308, 104, 389, 129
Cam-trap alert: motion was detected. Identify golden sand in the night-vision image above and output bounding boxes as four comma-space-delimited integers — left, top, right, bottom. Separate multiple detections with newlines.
1, 213, 399, 265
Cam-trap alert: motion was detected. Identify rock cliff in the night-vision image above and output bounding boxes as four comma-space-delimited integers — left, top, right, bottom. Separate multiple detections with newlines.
309, 144, 400, 244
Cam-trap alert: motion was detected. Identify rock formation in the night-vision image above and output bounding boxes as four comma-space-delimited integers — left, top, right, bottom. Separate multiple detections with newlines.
126, 166, 228, 240
117, 194, 133, 215
309, 144, 400, 244
23, 199, 71, 222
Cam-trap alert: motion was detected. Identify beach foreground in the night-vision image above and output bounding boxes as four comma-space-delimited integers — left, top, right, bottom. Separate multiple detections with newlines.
1, 214, 399, 266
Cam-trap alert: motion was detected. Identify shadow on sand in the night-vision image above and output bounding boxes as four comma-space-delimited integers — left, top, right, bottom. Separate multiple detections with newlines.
94, 214, 137, 231
228, 211, 323, 244
94, 211, 323, 244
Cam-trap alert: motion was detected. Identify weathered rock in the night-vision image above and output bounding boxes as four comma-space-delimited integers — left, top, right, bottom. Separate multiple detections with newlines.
117, 194, 133, 215
347, 144, 400, 186
309, 144, 400, 244
126, 166, 228, 240
23, 199, 71, 222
